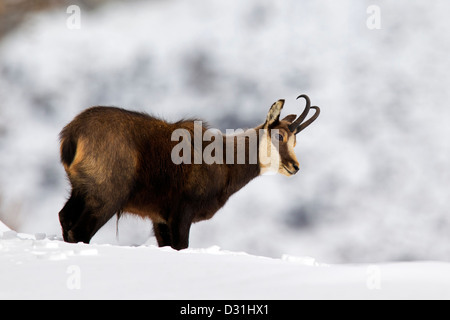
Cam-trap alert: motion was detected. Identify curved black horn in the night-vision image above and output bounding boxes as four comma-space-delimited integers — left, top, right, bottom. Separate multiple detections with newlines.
296, 106, 320, 133
288, 94, 311, 132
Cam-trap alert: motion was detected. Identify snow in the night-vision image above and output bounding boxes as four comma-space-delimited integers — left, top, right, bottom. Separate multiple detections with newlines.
1, 223, 449, 300
0, 220, 10, 232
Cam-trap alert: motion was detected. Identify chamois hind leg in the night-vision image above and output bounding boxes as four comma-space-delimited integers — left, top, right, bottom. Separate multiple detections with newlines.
153, 222, 172, 247
66, 195, 120, 244
59, 190, 85, 242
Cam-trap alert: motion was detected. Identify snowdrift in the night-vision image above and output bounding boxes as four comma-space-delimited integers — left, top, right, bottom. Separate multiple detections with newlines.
0, 220, 10, 232
0, 221, 449, 300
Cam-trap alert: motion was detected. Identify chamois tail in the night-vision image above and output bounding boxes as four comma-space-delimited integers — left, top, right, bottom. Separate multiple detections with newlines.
59, 130, 78, 169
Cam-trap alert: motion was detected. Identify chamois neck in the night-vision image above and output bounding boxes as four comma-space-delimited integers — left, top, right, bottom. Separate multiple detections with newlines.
222, 130, 261, 194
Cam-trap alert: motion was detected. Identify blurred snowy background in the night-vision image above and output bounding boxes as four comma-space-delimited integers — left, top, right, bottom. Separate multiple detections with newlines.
0, 0, 449, 263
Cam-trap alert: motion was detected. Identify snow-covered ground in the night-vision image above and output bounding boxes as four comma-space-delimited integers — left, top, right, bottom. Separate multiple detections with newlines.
1, 221, 449, 300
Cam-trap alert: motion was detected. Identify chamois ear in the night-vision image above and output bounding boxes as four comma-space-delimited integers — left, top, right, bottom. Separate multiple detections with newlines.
264, 99, 284, 128
282, 114, 297, 123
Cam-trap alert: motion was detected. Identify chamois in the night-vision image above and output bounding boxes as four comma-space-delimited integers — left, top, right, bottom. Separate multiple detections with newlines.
58, 95, 320, 250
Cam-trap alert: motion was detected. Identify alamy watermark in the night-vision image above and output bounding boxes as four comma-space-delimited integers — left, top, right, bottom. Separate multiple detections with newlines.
64, 5, 381, 31
171, 121, 281, 172
366, 5, 381, 30
366, 265, 382, 290
66, 265, 81, 290
66, 5, 81, 30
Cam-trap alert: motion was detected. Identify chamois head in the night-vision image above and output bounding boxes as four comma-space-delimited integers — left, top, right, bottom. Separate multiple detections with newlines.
259, 94, 320, 176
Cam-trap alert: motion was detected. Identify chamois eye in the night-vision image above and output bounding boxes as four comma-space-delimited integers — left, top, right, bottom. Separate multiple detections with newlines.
276, 133, 284, 142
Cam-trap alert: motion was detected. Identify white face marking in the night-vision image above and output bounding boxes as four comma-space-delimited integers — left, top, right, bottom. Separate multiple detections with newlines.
258, 129, 281, 176
278, 134, 298, 176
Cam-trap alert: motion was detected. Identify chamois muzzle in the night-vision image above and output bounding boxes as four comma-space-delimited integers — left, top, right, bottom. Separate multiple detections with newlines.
288, 94, 320, 134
